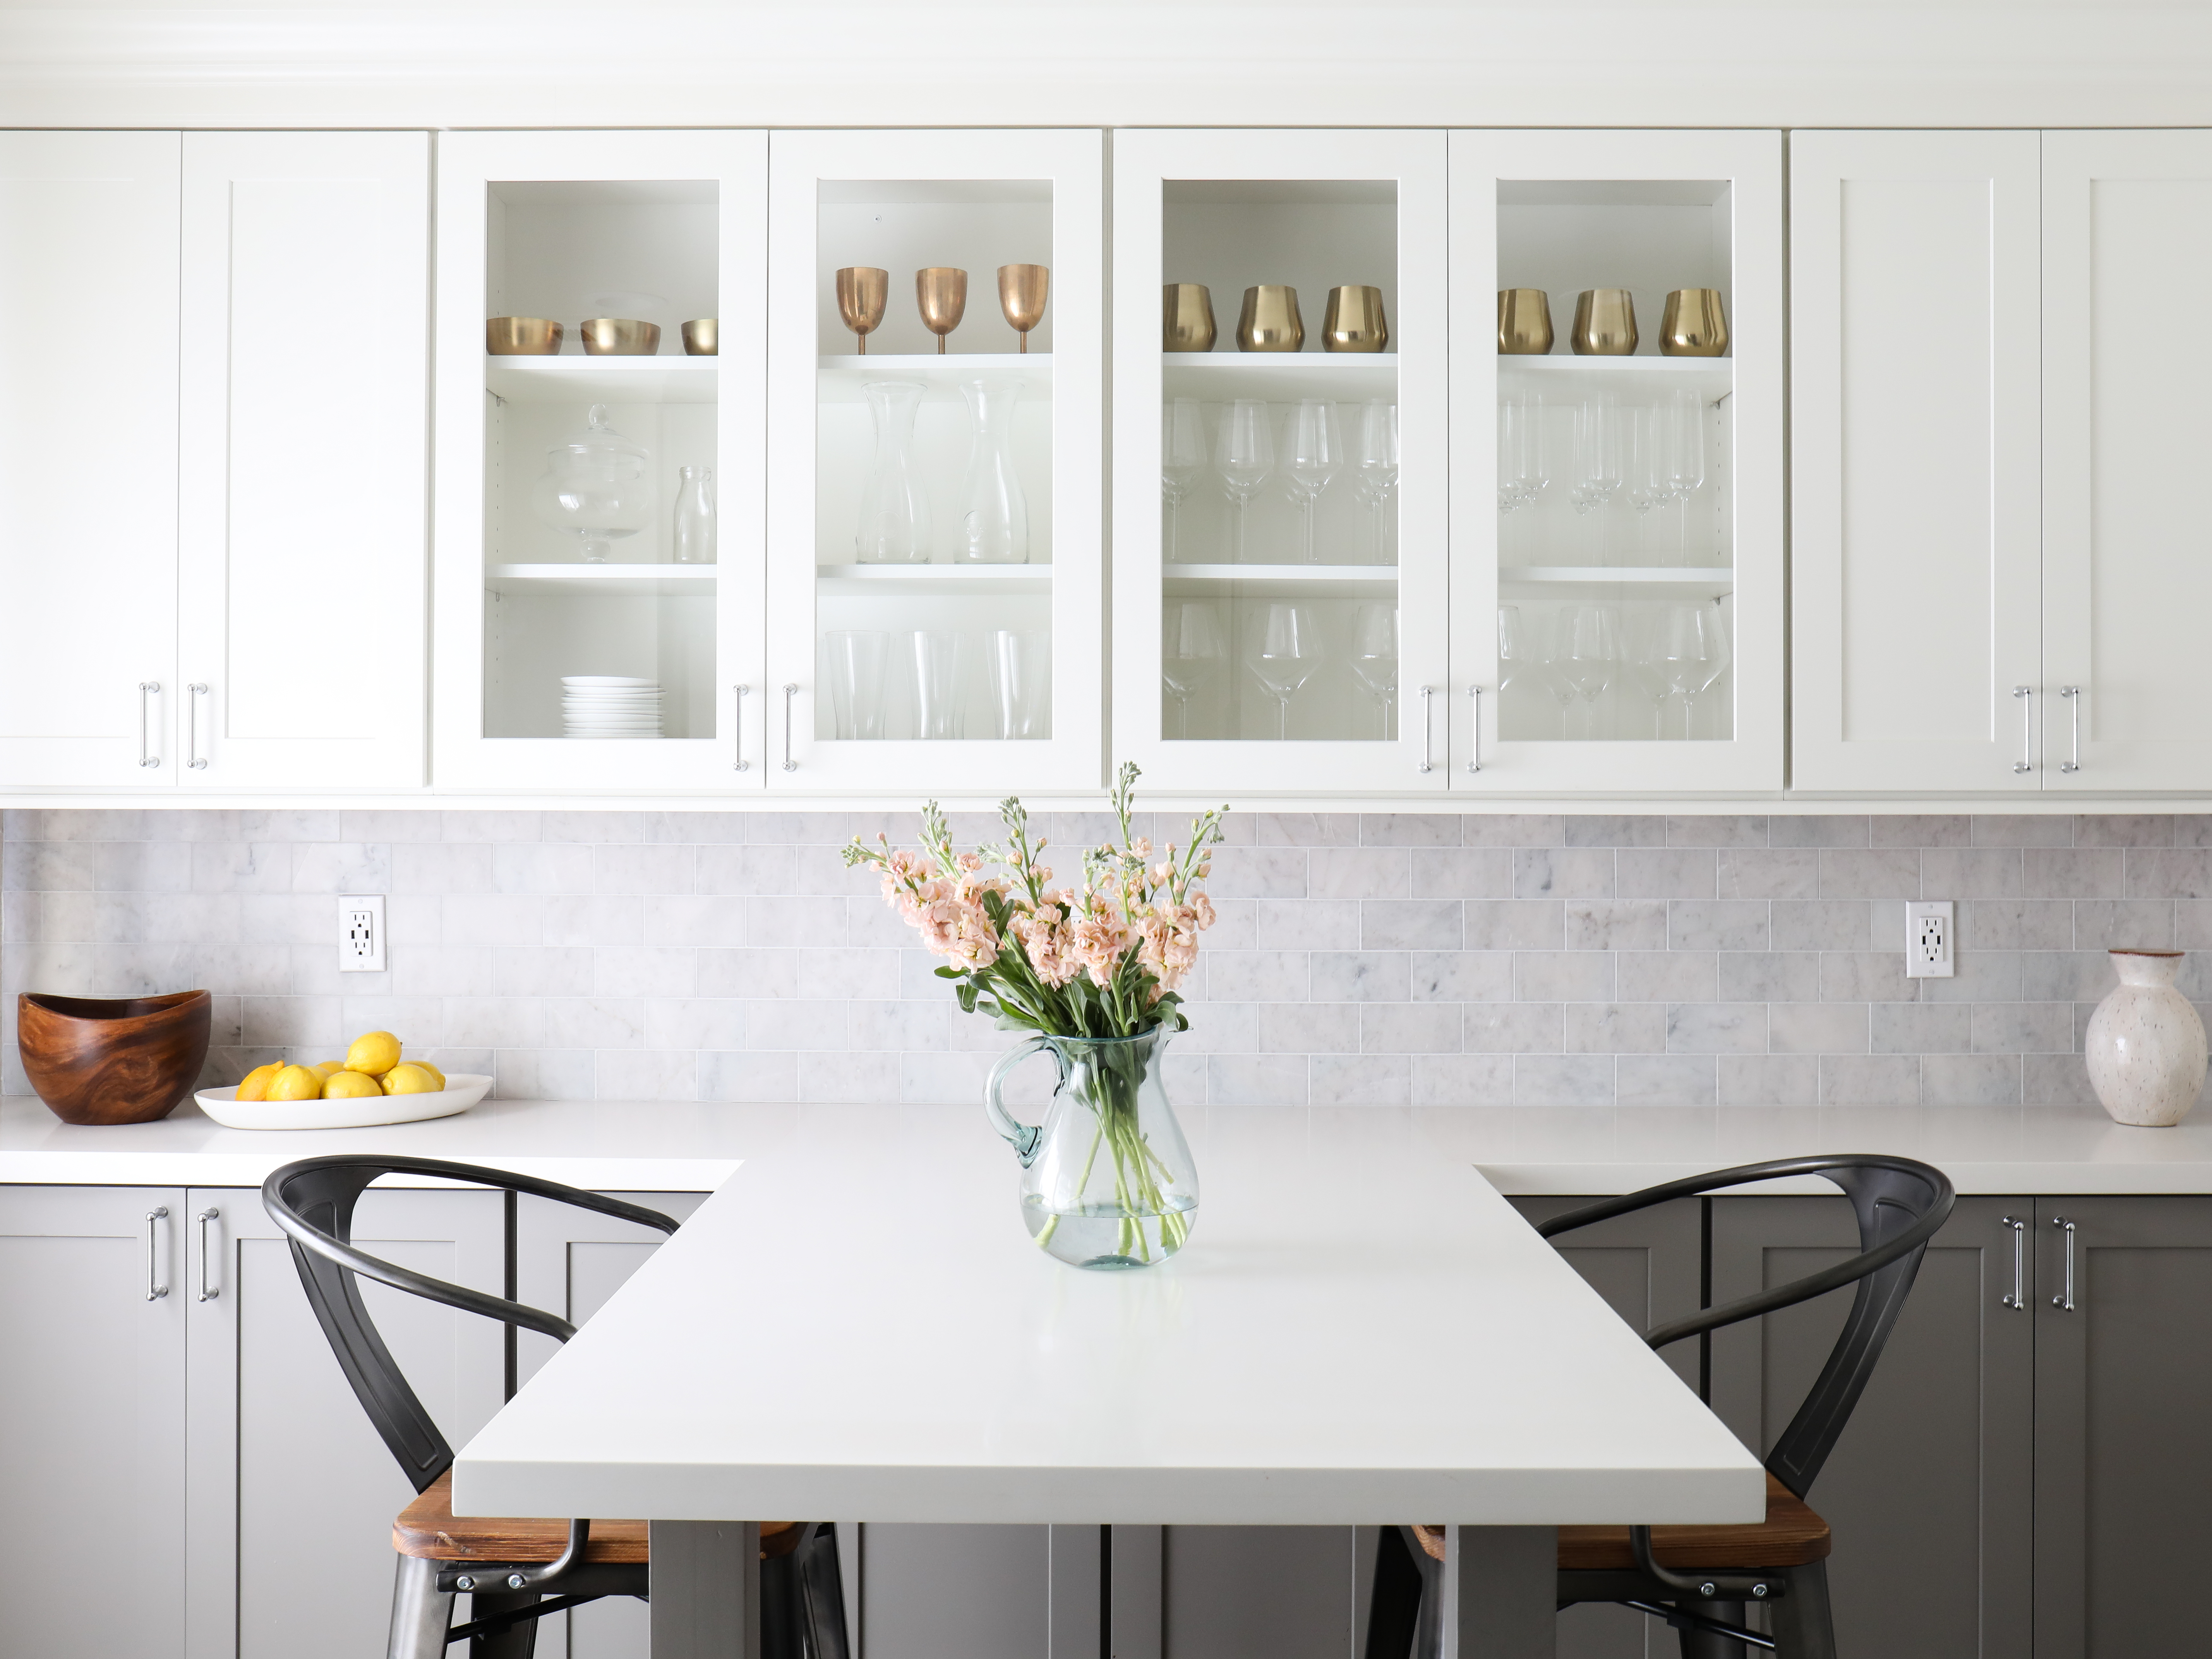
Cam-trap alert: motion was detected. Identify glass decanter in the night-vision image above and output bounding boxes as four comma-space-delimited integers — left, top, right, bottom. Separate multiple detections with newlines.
673, 465, 716, 564
531, 404, 655, 564
954, 377, 1029, 564
855, 381, 931, 564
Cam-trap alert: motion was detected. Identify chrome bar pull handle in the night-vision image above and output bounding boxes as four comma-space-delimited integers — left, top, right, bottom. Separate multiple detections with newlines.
137, 682, 162, 768
2012, 685, 2032, 774
1418, 686, 1434, 774
145, 1207, 170, 1301
782, 684, 799, 772
186, 682, 209, 769
2052, 1216, 2077, 1311
2000, 1215, 2027, 1309
1468, 685, 1483, 774
195, 1207, 220, 1301
731, 684, 749, 772
2060, 686, 2081, 773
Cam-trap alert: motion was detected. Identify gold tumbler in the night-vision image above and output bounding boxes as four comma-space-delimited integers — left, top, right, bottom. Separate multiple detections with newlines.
1322, 285, 1389, 352
997, 264, 1049, 354
681, 319, 718, 357
1496, 290, 1553, 355
1237, 285, 1304, 352
916, 267, 969, 354
835, 267, 888, 355
1660, 288, 1730, 357
1571, 288, 1638, 356
1163, 283, 1217, 351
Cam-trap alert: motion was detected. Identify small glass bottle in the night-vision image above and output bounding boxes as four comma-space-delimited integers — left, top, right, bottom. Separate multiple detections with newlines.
673, 465, 716, 564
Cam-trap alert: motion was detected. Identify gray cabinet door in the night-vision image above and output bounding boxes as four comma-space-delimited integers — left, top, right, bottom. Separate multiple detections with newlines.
1708, 1192, 2033, 1659
2031, 1194, 2212, 1656
183, 1186, 506, 1659
0, 1185, 188, 1659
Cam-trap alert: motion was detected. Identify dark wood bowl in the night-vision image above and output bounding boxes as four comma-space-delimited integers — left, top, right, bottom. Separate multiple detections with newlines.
17, 991, 212, 1125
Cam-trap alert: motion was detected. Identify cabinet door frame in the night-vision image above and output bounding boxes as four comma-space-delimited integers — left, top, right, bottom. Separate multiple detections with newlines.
1449, 128, 1782, 793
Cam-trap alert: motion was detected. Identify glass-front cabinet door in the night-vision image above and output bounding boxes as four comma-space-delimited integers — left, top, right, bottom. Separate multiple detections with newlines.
434, 131, 766, 789
1113, 130, 1448, 792
764, 129, 1103, 791
1449, 130, 1782, 791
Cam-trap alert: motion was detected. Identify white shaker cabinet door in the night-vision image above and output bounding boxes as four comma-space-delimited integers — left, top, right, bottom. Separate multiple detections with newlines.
177, 132, 431, 790
0, 133, 180, 786
1790, 130, 2043, 793
0, 1186, 188, 1659
2042, 131, 2212, 792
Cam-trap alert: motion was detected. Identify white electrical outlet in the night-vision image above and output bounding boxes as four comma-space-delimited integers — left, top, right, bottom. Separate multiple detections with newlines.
340, 894, 387, 973
1905, 900, 1955, 979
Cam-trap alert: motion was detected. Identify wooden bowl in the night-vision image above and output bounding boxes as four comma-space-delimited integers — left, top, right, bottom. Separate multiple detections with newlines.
17, 991, 211, 1125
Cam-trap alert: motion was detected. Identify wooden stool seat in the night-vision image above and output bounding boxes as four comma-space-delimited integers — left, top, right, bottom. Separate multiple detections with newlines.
1411, 1474, 1831, 1572
393, 1471, 798, 1564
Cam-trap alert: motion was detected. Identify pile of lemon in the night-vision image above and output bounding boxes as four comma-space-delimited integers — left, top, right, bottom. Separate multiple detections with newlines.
235, 1031, 445, 1103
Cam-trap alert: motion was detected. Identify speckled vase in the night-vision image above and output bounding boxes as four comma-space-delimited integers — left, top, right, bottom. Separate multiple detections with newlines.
2085, 949, 2208, 1127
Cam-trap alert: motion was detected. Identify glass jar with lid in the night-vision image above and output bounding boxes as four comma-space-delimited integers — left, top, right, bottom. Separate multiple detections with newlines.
532, 404, 655, 563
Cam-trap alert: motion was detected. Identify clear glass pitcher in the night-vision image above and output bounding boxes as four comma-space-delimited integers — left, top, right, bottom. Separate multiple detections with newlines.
955, 377, 1029, 563
855, 380, 931, 563
985, 1029, 1199, 1269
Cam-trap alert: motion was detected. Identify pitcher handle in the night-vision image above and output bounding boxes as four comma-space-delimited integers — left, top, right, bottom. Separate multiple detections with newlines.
985, 1036, 1054, 1166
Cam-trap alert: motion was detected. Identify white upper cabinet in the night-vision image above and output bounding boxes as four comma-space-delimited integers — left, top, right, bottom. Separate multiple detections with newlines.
178, 132, 430, 789
433, 130, 768, 791
2042, 130, 2212, 792
1112, 129, 1447, 793
1451, 130, 1783, 793
1790, 130, 2043, 793
766, 129, 1103, 792
0, 132, 180, 786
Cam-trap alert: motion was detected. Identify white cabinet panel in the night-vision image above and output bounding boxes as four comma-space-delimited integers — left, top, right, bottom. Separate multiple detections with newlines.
1790, 130, 2042, 792
177, 133, 430, 789
2043, 131, 2212, 792
0, 133, 180, 786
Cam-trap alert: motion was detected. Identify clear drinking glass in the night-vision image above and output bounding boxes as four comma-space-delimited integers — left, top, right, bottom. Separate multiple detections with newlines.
1162, 398, 1207, 564
909, 630, 962, 739
1558, 604, 1620, 738
1347, 602, 1399, 739
1247, 602, 1322, 739
1667, 388, 1708, 566
1161, 600, 1228, 739
1497, 604, 1566, 741
672, 465, 716, 564
826, 630, 890, 739
1354, 398, 1400, 565
989, 630, 1050, 739
855, 381, 931, 564
955, 378, 1029, 564
1284, 398, 1342, 564
1655, 602, 1729, 736
1571, 392, 1624, 516
1216, 399, 1274, 563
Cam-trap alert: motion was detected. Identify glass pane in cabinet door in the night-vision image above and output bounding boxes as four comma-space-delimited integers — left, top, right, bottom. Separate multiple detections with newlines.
812, 180, 1054, 741
1157, 179, 1401, 743
479, 180, 721, 744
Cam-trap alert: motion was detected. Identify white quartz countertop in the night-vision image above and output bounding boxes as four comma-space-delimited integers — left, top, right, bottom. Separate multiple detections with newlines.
7, 1094, 2212, 1196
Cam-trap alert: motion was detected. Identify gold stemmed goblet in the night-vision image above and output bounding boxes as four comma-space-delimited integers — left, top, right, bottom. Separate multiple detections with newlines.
835, 267, 888, 355
917, 267, 969, 354
998, 264, 1049, 354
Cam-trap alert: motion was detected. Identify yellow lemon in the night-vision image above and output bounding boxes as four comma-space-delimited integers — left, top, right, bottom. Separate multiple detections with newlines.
235, 1063, 283, 1102
414, 1062, 447, 1091
312, 1060, 346, 1078
322, 1070, 382, 1100
345, 1031, 402, 1077
380, 1063, 438, 1096
268, 1064, 325, 1101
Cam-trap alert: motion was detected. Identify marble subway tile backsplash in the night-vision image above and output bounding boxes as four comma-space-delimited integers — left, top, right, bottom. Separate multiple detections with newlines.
5, 808, 2212, 1111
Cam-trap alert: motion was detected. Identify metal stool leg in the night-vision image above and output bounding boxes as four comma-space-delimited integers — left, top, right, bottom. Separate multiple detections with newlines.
465, 1590, 544, 1659
1676, 1598, 1748, 1658
388, 1555, 455, 1659
1768, 1563, 1836, 1659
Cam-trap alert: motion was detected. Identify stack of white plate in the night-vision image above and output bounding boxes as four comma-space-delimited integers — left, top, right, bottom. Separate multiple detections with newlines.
562, 676, 664, 739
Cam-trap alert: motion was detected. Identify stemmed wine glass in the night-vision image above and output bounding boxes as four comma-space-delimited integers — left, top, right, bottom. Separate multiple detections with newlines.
1654, 601, 1730, 736
1667, 388, 1708, 566
1354, 399, 1399, 564
1216, 399, 1274, 563
1497, 604, 1567, 740
1246, 602, 1322, 739
1284, 398, 1342, 564
1161, 600, 1228, 738
1347, 602, 1399, 739
1557, 604, 1620, 738
1161, 398, 1206, 564
1616, 608, 1674, 737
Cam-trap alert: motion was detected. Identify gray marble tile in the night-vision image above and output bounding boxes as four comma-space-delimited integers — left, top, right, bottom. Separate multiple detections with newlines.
1411, 1053, 1514, 1106
1820, 1055, 1921, 1105
1463, 900, 1563, 950
1512, 950, 1614, 1002
1617, 1054, 1716, 1105
1872, 814, 1970, 848
1358, 813, 1462, 847
2075, 814, 2175, 848
1971, 814, 2073, 848
1360, 1002, 1462, 1054
1617, 950, 1717, 1003
1310, 847, 1411, 900
1668, 900, 1771, 951
1617, 848, 1716, 900
1770, 815, 1871, 848
1566, 1003, 1666, 1054
1719, 1054, 1820, 1107
1922, 1053, 2022, 1105
1310, 1053, 1412, 1107
1513, 848, 1616, 900
1665, 815, 1768, 848
1514, 1054, 1616, 1106
1716, 951, 1820, 1003
1360, 899, 1463, 950
1666, 1003, 1766, 1054
1564, 901, 1667, 951
1409, 951, 1512, 1003
1406, 848, 1510, 899
1464, 1003, 1563, 1054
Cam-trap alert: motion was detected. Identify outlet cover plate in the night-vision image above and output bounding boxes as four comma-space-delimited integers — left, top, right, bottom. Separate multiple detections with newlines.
1905, 899, 1955, 979
340, 894, 387, 973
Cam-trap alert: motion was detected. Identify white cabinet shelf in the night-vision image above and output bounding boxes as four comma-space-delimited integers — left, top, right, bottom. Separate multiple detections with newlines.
815, 562, 1052, 596
1498, 355, 1733, 402
484, 354, 718, 404
1500, 565, 1734, 599
1162, 352, 1398, 401
487, 563, 718, 597
817, 353, 1051, 402
1163, 562, 1398, 600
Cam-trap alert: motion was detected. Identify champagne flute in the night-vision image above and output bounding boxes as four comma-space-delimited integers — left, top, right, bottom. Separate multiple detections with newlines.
1667, 388, 1708, 567
1656, 602, 1729, 736
1354, 399, 1399, 565
1216, 398, 1274, 563
1161, 398, 1207, 563
1557, 604, 1620, 739
1625, 402, 1675, 564
1497, 389, 1547, 512
1347, 602, 1399, 739
1284, 398, 1342, 564
1571, 391, 1623, 515
1161, 600, 1228, 738
1247, 601, 1322, 739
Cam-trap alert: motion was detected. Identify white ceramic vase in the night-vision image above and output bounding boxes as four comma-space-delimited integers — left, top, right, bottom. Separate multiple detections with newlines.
2085, 949, 2208, 1127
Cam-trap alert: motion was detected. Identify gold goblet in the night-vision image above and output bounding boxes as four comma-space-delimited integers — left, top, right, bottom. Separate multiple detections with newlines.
1660, 288, 1730, 357
1322, 285, 1389, 352
1496, 289, 1554, 355
835, 267, 888, 355
917, 267, 969, 354
1163, 284, 1217, 351
1571, 288, 1638, 356
1236, 285, 1304, 352
997, 264, 1049, 354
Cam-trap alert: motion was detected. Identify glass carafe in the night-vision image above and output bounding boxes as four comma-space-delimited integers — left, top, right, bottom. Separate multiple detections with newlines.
984, 1029, 1199, 1269
532, 404, 655, 563
855, 381, 931, 563
954, 377, 1028, 563
672, 465, 716, 564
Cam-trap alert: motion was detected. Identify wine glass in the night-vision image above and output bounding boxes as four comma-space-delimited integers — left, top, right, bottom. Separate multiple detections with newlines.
1625, 402, 1675, 563
1347, 602, 1399, 739
1557, 604, 1620, 738
1497, 604, 1567, 740
1354, 399, 1399, 564
1667, 388, 1708, 567
1284, 398, 1342, 564
1246, 602, 1322, 739
1655, 602, 1730, 736
1161, 398, 1207, 563
1161, 600, 1227, 738
1216, 399, 1274, 563
1570, 392, 1623, 515
1615, 607, 1672, 738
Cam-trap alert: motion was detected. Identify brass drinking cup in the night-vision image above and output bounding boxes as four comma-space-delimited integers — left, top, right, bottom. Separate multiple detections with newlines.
486, 316, 562, 356
1571, 289, 1638, 356
997, 264, 1049, 354
579, 317, 661, 357
1236, 284, 1304, 352
681, 319, 718, 357
1496, 290, 1554, 355
1660, 288, 1730, 357
1163, 283, 1217, 352
836, 267, 889, 355
916, 267, 968, 354
1322, 285, 1389, 353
